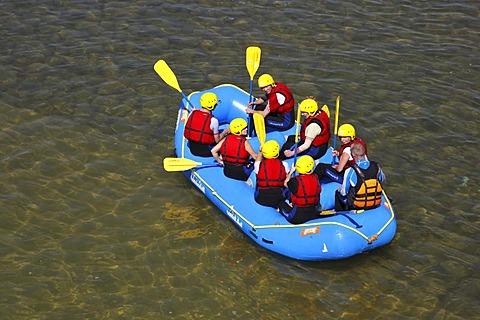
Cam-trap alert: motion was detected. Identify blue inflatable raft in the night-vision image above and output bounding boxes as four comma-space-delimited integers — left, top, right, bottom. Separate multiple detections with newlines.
170, 84, 396, 261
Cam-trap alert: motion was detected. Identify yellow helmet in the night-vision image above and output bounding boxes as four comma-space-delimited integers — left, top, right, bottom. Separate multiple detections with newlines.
258, 74, 275, 88
262, 140, 280, 159
338, 123, 356, 139
230, 118, 248, 135
299, 98, 319, 116
296, 155, 315, 175
199, 92, 218, 111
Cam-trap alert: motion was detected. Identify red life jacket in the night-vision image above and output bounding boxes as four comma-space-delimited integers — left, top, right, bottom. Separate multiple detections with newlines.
339, 137, 368, 168
256, 159, 287, 188
268, 83, 294, 114
220, 135, 250, 165
300, 111, 331, 146
291, 174, 321, 207
184, 110, 215, 144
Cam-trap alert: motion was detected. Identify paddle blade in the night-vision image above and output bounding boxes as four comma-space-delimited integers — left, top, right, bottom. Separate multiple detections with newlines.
253, 113, 266, 147
334, 96, 340, 134
163, 157, 202, 172
321, 104, 330, 118
246, 46, 261, 80
154, 60, 182, 93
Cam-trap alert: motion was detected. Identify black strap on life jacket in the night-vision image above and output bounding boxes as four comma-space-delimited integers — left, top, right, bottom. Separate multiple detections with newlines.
351, 162, 383, 209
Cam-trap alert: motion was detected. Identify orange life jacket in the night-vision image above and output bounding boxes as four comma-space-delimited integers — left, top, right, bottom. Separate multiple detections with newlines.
347, 162, 383, 209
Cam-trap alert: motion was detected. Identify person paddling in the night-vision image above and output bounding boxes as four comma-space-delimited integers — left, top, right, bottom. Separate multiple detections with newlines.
211, 118, 257, 182
184, 92, 228, 157
280, 97, 331, 160
335, 142, 385, 211
314, 123, 367, 184
278, 156, 323, 224
253, 140, 289, 208
246, 74, 295, 133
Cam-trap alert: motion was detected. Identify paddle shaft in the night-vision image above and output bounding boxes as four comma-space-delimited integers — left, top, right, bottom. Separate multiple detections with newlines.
292, 104, 302, 169
180, 92, 195, 111
332, 96, 340, 164
164, 162, 219, 172
154, 59, 196, 112
247, 79, 255, 136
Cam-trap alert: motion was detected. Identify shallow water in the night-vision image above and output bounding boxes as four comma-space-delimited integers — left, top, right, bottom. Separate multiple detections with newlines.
1, 0, 479, 319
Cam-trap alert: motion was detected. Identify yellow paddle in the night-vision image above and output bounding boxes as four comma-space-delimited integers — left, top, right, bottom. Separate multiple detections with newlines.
153, 59, 195, 111
246, 46, 261, 83
321, 104, 330, 118
253, 113, 266, 147
246, 46, 261, 137
332, 95, 340, 164
163, 157, 218, 172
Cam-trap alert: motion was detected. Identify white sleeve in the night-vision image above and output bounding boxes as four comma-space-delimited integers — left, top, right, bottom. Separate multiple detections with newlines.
210, 117, 219, 133
275, 92, 286, 105
254, 160, 261, 174
343, 146, 353, 161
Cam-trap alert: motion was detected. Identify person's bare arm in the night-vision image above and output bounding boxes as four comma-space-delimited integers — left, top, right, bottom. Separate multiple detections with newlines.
211, 139, 225, 165
334, 152, 350, 172
245, 141, 258, 159
255, 148, 263, 162
284, 165, 295, 188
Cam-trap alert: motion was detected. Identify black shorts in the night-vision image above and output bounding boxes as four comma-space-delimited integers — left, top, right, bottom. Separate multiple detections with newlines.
189, 141, 213, 157
254, 187, 284, 208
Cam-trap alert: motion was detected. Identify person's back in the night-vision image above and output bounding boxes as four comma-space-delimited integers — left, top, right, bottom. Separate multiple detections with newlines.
347, 161, 383, 210
278, 156, 322, 224
184, 92, 226, 157
254, 140, 288, 208
184, 109, 215, 154
335, 142, 385, 211
211, 118, 257, 182
221, 134, 250, 165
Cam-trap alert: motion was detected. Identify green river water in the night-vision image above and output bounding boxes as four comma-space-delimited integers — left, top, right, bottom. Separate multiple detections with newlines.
1, 1, 478, 319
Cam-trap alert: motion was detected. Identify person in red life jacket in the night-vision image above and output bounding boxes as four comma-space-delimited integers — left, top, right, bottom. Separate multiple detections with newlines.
253, 140, 289, 208
335, 142, 385, 211
184, 92, 229, 157
280, 97, 331, 160
314, 123, 368, 184
278, 156, 323, 224
211, 118, 257, 182
245, 74, 295, 133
